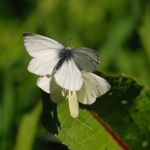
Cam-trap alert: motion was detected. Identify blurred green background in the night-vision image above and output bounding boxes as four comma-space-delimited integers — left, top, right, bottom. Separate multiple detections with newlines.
0, 0, 150, 150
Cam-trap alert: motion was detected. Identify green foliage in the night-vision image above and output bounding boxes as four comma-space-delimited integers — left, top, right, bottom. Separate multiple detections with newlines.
65, 75, 147, 149
57, 101, 122, 150
0, 0, 150, 150
90, 73, 150, 150
14, 102, 42, 150
41, 72, 150, 150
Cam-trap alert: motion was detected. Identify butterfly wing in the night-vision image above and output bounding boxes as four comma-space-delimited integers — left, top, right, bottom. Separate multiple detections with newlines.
72, 47, 99, 72
77, 71, 111, 104
23, 33, 64, 75
50, 76, 67, 103
23, 33, 64, 57
36, 76, 51, 93
54, 58, 83, 91
37, 76, 66, 103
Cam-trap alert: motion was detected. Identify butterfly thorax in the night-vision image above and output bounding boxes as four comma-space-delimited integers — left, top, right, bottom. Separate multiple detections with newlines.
56, 47, 73, 70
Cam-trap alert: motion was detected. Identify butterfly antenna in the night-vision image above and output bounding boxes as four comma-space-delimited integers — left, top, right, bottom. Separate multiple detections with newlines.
68, 37, 72, 47
76, 118, 94, 131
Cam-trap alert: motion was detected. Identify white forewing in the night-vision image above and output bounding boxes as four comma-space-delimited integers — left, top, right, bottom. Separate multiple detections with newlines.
28, 53, 58, 75
54, 59, 83, 91
23, 33, 64, 76
78, 71, 111, 104
23, 33, 64, 57
36, 76, 51, 93
72, 48, 99, 72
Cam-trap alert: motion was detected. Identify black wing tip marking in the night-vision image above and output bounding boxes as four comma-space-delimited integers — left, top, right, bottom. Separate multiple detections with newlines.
23, 32, 34, 37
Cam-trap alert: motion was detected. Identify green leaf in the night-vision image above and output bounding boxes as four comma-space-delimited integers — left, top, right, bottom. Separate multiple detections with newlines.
41, 71, 150, 150
14, 102, 42, 150
129, 90, 150, 149
0, 72, 15, 150
57, 101, 123, 150
89, 73, 150, 150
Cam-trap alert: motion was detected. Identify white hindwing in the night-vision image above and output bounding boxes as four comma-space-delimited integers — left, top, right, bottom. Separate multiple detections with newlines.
36, 76, 51, 93
78, 71, 111, 104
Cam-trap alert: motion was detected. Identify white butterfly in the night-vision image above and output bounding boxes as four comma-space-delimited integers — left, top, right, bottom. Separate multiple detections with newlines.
23, 33, 111, 118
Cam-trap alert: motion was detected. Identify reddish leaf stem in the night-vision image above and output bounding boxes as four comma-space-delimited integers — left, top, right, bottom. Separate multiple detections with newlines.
91, 112, 129, 150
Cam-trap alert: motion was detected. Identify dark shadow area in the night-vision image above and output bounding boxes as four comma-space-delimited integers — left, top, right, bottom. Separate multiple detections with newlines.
34, 137, 69, 150
41, 91, 60, 134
